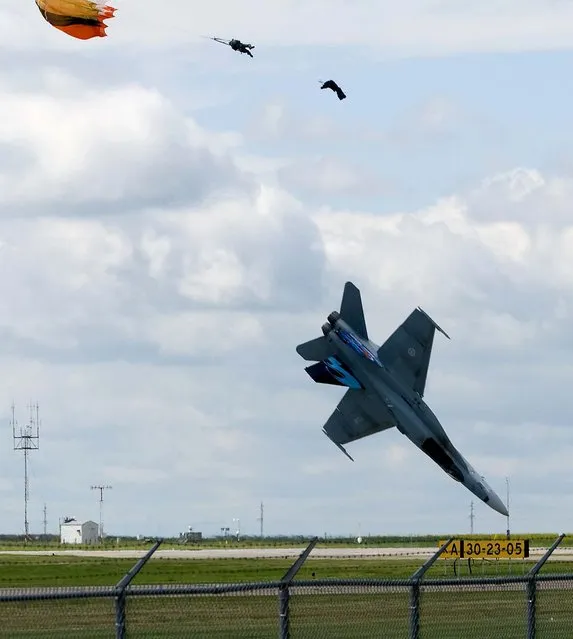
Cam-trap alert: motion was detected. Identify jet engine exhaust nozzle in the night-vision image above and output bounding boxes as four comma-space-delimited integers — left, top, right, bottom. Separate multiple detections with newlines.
327, 311, 340, 325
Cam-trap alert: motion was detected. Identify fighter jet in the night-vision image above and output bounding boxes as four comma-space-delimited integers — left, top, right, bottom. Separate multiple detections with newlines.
296, 282, 508, 516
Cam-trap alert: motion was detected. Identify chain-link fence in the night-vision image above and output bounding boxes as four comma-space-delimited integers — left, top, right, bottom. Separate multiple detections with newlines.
287, 580, 411, 638
1, 537, 572, 637
1, 575, 573, 638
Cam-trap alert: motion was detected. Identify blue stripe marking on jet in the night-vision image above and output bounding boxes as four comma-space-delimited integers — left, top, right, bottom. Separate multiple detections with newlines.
324, 356, 362, 389
336, 328, 383, 366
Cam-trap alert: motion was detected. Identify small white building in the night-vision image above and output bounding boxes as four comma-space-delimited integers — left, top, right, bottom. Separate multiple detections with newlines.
60, 519, 99, 545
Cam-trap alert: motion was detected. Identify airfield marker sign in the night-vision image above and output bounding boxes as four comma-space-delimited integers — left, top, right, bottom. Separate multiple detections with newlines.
438, 539, 529, 559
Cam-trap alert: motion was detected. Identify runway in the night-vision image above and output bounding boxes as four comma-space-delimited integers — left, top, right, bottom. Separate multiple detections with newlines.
1, 546, 573, 560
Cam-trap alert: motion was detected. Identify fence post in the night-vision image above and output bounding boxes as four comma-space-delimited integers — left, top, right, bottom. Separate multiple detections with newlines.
409, 537, 453, 639
278, 536, 318, 639
526, 533, 565, 639
115, 538, 163, 639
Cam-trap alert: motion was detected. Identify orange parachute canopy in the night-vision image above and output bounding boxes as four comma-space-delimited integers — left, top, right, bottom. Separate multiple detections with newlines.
35, 0, 116, 40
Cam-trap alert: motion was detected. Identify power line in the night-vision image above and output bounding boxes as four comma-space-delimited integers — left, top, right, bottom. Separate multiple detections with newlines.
11, 402, 40, 541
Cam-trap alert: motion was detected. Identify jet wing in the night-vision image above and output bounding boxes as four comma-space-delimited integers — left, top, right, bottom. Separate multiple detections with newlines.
322, 389, 395, 453
376, 307, 449, 397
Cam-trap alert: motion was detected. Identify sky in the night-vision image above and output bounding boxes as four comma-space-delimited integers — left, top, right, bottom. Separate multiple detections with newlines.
2, 0, 573, 539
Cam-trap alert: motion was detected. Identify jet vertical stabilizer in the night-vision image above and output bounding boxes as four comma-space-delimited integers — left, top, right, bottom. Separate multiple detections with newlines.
340, 281, 368, 339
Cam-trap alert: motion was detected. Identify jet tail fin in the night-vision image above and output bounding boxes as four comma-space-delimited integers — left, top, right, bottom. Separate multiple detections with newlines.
340, 282, 368, 339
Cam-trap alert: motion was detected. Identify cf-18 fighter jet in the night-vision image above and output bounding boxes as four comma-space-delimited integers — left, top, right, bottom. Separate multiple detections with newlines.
296, 282, 508, 516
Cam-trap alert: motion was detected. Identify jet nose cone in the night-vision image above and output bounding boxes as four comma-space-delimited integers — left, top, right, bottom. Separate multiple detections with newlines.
486, 491, 509, 517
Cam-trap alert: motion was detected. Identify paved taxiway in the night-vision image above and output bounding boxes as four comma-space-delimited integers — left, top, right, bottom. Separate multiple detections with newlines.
1, 546, 573, 560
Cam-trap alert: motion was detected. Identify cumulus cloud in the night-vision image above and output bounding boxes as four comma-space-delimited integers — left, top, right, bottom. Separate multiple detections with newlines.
465, 167, 573, 227
0, 64, 326, 370
0, 77, 251, 217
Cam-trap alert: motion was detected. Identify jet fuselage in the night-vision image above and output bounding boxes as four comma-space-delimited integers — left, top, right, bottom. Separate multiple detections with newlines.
322, 315, 508, 516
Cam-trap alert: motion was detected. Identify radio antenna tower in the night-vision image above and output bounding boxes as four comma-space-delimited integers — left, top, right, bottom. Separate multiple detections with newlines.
43, 503, 47, 537
469, 501, 475, 535
257, 502, 264, 538
91, 485, 112, 541
11, 402, 40, 541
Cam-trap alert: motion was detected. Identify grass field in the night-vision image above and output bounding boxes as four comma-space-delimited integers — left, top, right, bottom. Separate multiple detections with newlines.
0, 554, 572, 637
4, 555, 423, 587
0, 553, 572, 587
0, 588, 571, 638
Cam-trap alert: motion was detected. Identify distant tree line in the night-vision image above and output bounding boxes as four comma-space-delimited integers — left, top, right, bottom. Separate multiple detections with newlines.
0, 532, 568, 546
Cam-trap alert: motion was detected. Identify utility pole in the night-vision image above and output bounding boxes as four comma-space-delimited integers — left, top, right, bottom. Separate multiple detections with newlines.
257, 502, 264, 538
469, 501, 474, 535
43, 503, 47, 537
91, 485, 112, 541
233, 518, 241, 542
11, 402, 40, 542
506, 477, 511, 539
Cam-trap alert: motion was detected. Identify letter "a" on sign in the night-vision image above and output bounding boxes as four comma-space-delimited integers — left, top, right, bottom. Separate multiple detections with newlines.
439, 539, 465, 558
